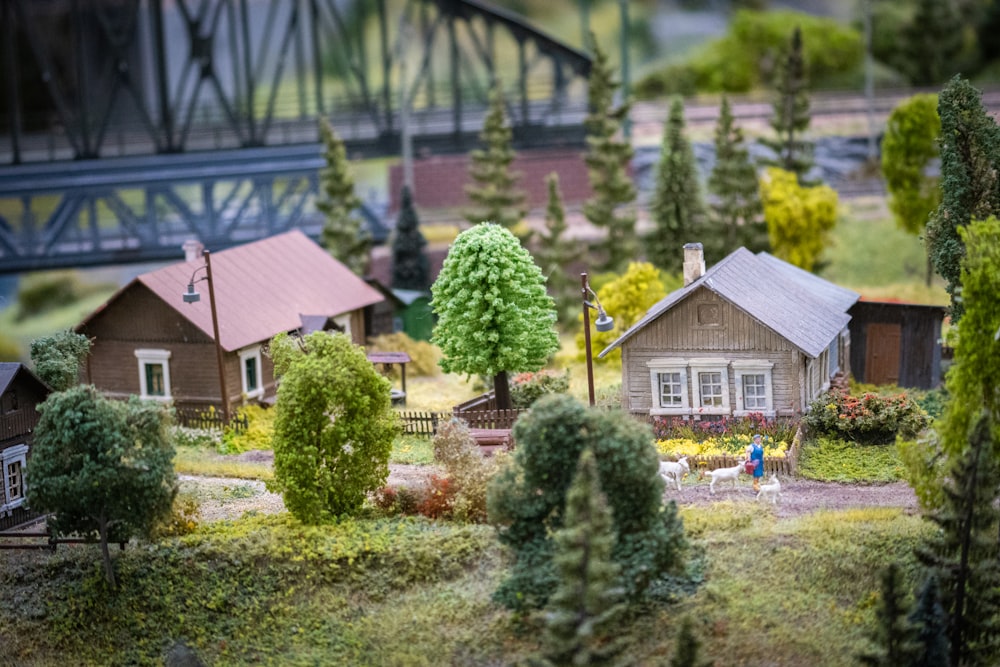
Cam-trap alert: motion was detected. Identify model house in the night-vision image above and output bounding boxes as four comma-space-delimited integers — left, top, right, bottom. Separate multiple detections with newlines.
75, 230, 384, 420
599, 243, 860, 419
0, 363, 50, 529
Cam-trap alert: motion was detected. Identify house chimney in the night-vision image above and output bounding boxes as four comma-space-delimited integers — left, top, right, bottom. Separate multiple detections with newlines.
182, 239, 204, 262
683, 242, 705, 287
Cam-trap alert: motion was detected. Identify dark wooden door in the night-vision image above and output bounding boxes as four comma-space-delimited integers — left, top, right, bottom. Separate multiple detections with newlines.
866, 323, 901, 385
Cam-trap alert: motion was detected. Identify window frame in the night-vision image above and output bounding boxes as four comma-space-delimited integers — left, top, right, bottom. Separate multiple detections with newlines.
134, 349, 172, 401
732, 360, 775, 417
1, 444, 28, 514
239, 346, 264, 400
646, 358, 691, 416
688, 358, 731, 416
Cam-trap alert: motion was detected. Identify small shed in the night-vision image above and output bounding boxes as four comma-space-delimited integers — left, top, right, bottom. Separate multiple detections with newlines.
0, 363, 50, 529
848, 300, 947, 389
393, 289, 434, 342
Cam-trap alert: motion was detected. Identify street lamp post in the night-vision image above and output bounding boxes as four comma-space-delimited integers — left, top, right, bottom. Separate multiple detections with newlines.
581, 272, 615, 407
182, 250, 230, 426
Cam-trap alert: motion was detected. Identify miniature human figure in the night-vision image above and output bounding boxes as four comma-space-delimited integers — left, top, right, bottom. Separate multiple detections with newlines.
746, 434, 765, 492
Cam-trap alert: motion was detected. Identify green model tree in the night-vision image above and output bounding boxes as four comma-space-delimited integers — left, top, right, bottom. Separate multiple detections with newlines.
907, 575, 950, 667
926, 77, 1000, 322
431, 223, 559, 410
901, 0, 964, 86
268, 330, 400, 522
487, 394, 687, 611
29, 329, 90, 391
541, 448, 627, 667
28, 386, 175, 588
648, 96, 706, 273
317, 117, 371, 276
760, 26, 815, 183
881, 93, 941, 286
391, 185, 430, 291
669, 616, 712, 667
858, 563, 919, 667
583, 36, 638, 274
464, 82, 526, 230
533, 173, 582, 327
707, 94, 767, 263
760, 167, 837, 271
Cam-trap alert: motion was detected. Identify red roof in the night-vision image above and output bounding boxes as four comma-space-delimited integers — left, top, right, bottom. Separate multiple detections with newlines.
132, 231, 383, 351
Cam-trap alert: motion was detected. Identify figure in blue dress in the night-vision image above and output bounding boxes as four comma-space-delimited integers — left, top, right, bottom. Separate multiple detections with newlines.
746, 434, 765, 492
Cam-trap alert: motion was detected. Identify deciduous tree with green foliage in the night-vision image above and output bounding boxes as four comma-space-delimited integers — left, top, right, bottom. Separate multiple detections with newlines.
648, 96, 706, 273
706, 94, 767, 263
881, 93, 941, 285
431, 223, 559, 411
318, 117, 370, 276
583, 36, 637, 274
759, 167, 837, 271
533, 173, 582, 328
28, 386, 175, 588
391, 185, 430, 291
29, 329, 90, 391
927, 77, 1000, 322
541, 448, 627, 667
576, 262, 669, 366
487, 394, 687, 611
268, 331, 399, 523
759, 26, 815, 182
464, 82, 525, 231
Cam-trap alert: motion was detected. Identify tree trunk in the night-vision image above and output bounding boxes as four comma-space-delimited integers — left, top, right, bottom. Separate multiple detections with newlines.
493, 370, 512, 411
97, 515, 117, 590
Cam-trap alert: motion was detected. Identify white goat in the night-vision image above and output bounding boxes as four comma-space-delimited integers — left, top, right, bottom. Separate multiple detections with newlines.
757, 475, 782, 505
659, 456, 690, 491
703, 460, 745, 495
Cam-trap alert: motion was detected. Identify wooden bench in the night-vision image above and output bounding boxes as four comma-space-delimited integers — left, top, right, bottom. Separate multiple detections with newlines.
468, 428, 513, 457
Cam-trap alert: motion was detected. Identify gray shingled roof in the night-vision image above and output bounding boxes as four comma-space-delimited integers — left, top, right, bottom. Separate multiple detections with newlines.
599, 248, 859, 359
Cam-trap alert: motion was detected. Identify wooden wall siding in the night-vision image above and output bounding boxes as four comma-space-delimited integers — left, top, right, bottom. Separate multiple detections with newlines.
82, 284, 208, 344
849, 302, 945, 389
621, 290, 808, 416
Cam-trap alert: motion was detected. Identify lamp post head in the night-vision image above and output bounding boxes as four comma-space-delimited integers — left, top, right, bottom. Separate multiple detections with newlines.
595, 310, 614, 332
183, 283, 201, 304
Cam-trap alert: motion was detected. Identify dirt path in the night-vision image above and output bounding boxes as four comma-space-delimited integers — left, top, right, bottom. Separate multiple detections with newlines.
180, 463, 920, 523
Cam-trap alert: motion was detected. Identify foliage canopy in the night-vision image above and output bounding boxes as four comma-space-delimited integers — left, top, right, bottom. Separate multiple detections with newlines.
760, 167, 837, 271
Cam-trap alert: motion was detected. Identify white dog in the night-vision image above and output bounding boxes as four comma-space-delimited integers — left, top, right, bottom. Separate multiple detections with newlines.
659, 456, 690, 491
756, 475, 782, 505
702, 460, 745, 495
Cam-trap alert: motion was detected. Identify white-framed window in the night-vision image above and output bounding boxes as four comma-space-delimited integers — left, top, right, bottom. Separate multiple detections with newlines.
1, 444, 28, 513
733, 360, 775, 417
647, 359, 690, 416
134, 349, 172, 400
239, 346, 264, 400
689, 359, 731, 416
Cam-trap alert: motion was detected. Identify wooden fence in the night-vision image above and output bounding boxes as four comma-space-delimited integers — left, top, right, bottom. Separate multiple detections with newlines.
0, 529, 127, 551
398, 408, 527, 437
662, 425, 804, 477
174, 407, 250, 433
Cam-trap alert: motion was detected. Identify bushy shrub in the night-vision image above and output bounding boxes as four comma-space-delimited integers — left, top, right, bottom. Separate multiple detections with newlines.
367, 332, 441, 377
652, 413, 799, 445
432, 418, 503, 523
509, 369, 570, 409
803, 389, 929, 445
150, 492, 201, 539
415, 475, 456, 519
219, 404, 275, 454
487, 394, 687, 611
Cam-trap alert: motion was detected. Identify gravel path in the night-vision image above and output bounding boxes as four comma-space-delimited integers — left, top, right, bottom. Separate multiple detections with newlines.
179, 466, 920, 523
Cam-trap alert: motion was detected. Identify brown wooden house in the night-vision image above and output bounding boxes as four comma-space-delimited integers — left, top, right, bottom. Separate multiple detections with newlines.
0, 363, 50, 529
75, 230, 384, 419
600, 244, 860, 419
848, 300, 947, 389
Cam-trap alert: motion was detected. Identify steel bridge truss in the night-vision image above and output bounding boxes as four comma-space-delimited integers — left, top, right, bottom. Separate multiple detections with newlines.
0, 0, 592, 164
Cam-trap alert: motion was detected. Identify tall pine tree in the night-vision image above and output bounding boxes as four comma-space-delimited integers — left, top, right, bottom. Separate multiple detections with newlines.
669, 616, 711, 667
391, 185, 430, 291
648, 96, 706, 274
542, 448, 628, 667
926, 77, 1000, 323
915, 413, 1000, 667
759, 27, 814, 183
317, 118, 370, 276
901, 0, 963, 86
533, 173, 582, 328
858, 563, 919, 667
706, 95, 767, 264
464, 82, 526, 230
583, 35, 637, 274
